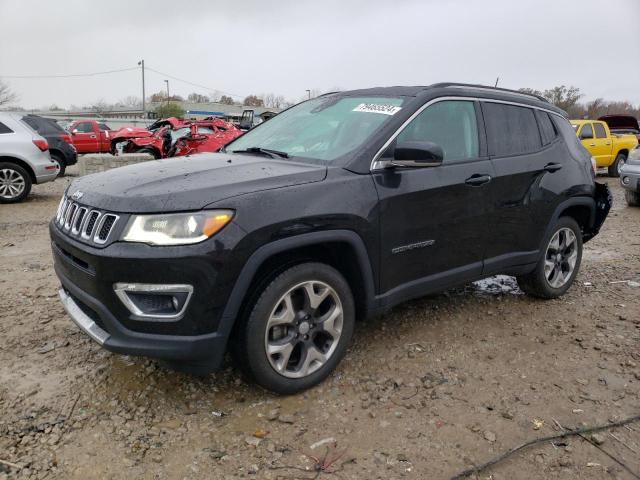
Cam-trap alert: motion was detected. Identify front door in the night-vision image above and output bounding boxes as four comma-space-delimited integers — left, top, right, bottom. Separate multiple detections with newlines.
591, 122, 613, 167
374, 99, 493, 300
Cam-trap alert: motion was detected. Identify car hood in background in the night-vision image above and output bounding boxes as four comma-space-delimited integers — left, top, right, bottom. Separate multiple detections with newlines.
66, 153, 327, 213
598, 115, 640, 131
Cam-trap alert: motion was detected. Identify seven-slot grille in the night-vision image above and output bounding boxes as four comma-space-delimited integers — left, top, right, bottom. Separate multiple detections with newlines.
56, 196, 119, 245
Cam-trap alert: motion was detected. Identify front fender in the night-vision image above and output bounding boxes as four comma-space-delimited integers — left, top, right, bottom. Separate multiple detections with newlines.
215, 230, 376, 340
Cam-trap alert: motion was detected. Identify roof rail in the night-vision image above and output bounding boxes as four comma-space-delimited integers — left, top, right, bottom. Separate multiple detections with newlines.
429, 82, 549, 103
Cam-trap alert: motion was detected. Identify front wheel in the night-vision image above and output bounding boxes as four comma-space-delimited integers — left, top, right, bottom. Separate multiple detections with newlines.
517, 217, 583, 299
233, 262, 355, 394
625, 189, 640, 207
608, 153, 626, 177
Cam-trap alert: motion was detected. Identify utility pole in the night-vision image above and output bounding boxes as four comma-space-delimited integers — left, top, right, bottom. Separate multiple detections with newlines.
306, 89, 311, 100
164, 79, 170, 107
138, 59, 145, 117
494, 77, 500, 87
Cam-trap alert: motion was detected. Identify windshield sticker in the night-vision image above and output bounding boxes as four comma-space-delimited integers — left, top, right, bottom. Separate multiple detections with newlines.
352, 103, 402, 115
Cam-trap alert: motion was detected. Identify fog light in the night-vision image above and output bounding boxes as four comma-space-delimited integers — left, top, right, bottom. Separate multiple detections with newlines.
622, 176, 630, 185
114, 283, 193, 320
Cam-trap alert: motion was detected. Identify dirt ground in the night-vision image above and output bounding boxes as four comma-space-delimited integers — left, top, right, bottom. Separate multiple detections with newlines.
1, 166, 639, 480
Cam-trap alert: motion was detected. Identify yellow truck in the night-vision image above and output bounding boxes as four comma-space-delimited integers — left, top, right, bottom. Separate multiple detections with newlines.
571, 119, 639, 177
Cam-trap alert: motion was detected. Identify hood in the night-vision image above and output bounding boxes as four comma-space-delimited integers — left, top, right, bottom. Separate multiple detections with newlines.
66, 153, 327, 213
111, 126, 154, 141
598, 115, 640, 131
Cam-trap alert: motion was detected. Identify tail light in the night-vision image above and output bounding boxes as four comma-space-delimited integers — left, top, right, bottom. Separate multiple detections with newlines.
59, 133, 73, 144
33, 139, 49, 151
590, 157, 597, 174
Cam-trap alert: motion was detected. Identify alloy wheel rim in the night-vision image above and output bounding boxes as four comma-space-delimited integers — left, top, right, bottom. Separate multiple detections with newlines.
264, 280, 343, 379
618, 158, 625, 175
544, 227, 578, 288
0, 168, 26, 199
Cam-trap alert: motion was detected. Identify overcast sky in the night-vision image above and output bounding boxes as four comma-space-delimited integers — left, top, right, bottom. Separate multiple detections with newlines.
0, 0, 638, 109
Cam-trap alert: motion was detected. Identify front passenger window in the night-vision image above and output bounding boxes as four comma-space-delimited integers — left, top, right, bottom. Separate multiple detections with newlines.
395, 100, 479, 162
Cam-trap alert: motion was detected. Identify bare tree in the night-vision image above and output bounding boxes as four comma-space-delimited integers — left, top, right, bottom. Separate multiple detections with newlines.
262, 93, 287, 109
187, 92, 209, 103
118, 96, 142, 108
0, 80, 18, 106
91, 99, 110, 114
219, 95, 235, 105
243, 95, 264, 107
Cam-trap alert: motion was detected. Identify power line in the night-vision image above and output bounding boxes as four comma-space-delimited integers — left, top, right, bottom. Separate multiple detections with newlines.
0, 67, 139, 79
145, 67, 245, 99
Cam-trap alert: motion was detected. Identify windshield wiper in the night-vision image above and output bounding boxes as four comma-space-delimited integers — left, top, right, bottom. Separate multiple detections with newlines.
231, 147, 289, 158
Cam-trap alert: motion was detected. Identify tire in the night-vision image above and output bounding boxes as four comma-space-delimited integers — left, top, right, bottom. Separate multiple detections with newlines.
232, 262, 355, 394
608, 153, 626, 177
50, 152, 66, 177
517, 217, 582, 299
139, 147, 160, 159
0, 162, 32, 204
625, 189, 640, 207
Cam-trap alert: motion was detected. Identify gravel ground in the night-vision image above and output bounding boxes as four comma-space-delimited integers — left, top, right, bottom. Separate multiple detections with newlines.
1, 166, 639, 480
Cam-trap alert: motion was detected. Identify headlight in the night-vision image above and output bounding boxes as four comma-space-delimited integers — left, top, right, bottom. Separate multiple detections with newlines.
122, 210, 233, 246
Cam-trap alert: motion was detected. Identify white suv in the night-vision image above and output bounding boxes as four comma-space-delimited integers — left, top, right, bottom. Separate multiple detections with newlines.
0, 112, 59, 203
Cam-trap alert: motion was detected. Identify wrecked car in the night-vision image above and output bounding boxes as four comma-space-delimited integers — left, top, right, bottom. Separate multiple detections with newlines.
110, 118, 242, 159
51, 83, 611, 394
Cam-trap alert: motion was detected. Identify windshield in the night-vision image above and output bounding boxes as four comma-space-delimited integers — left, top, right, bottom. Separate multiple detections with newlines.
225, 95, 406, 164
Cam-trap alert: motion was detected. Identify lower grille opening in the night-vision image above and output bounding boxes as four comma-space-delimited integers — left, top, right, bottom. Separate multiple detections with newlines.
54, 242, 93, 273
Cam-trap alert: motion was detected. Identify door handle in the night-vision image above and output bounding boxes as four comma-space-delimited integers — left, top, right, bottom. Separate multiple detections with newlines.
589, 143, 596, 147
89, 135, 97, 139
543, 162, 563, 173
465, 174, 492, 186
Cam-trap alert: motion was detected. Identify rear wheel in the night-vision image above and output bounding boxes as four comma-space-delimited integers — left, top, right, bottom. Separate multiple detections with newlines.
50, 152, 66, 177
0, 162, 32, 204
517, 217, 582, 299
233, 262, 355, 394
625, 189, 640, 207
608, 153, 626, 177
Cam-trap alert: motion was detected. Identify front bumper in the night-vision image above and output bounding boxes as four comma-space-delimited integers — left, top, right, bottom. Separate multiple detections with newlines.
620, 164, 640, 192
50, 218, 244, 368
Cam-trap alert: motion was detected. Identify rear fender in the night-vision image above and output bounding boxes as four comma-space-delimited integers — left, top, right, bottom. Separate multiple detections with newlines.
584, 182, 612, 241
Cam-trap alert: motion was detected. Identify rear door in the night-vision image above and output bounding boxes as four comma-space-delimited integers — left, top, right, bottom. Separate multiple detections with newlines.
481, 102, 563, 273
374, 99, 494, 298
71, 122, 98, 153
591, 122, 613, 166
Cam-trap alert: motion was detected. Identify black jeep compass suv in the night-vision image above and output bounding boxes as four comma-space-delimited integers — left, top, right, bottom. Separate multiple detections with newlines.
50, 83, 611, 394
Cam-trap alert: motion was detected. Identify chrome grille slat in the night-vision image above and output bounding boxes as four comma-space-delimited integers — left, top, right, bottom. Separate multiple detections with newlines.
56, 195, 120, 246
71, 207, 87, 235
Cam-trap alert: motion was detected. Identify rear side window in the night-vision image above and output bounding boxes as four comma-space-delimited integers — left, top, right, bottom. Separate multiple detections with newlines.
74, 122, 94, 133
396, 100, 479, 162
594, 123, 607, 139
483, 103, 542, 156
0, 121, 13, 134
579, 123, 593, 139
98, 123, 110, 131
535, 111, 558, 145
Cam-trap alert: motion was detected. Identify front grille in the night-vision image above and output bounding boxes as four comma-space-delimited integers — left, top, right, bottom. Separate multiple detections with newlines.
56, 196, 120, 246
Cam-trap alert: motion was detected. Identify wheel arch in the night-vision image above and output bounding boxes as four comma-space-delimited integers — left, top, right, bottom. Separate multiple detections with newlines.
219, 230, 376, 340
547, 196, 598, 243
0, 156, 36, 183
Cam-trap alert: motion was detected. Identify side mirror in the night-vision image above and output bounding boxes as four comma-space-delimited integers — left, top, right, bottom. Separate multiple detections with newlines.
71, 129, 79, 135
580, 130, 593, 140
392, 141, 444, 168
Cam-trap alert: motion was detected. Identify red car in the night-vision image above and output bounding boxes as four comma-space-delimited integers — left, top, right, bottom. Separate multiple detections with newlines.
110, 118, 242, 159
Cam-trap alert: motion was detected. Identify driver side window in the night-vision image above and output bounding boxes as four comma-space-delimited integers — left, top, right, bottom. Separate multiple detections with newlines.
396, 100, 479, 163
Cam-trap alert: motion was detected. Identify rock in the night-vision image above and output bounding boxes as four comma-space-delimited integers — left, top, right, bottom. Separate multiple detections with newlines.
483, 431, 496, 442
245, 436, 262, 447
277, 414, 295, 424
265, 409, 280, 421
501, 411, 514, 420
248, 464, 259, 474
397, 453, 409, 462
591, 433, 606, 445
558, 457, 572, 467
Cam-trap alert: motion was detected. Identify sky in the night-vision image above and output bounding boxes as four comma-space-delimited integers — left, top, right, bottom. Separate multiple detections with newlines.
0, 0, 639, 109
